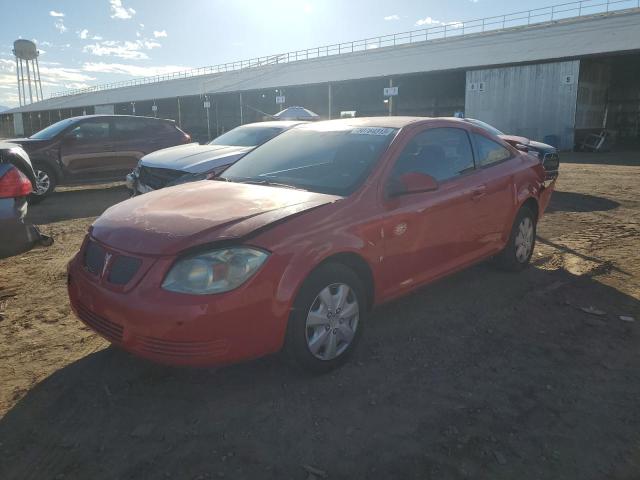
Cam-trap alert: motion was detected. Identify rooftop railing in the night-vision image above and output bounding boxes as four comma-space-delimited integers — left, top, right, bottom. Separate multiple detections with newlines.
50, 0, 640, 99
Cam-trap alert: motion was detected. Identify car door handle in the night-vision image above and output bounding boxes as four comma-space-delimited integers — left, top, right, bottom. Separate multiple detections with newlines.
471, 186, 487, 200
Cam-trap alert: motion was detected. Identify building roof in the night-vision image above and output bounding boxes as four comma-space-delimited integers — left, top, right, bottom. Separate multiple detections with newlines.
5, 8, 640, 114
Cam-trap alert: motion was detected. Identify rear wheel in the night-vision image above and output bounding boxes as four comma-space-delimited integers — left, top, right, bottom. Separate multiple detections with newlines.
496, 206, 536, 271
285, 263, 366, 373
29, 164, 57, 203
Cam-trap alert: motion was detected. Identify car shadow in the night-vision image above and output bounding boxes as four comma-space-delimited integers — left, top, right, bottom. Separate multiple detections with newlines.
561, 151, 640, 167
1, 263, 638, 479
27, 184, 130, 224
546, 190, 620, 213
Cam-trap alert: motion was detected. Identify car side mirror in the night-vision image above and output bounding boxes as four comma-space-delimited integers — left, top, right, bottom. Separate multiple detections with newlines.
388, 172, 439, 197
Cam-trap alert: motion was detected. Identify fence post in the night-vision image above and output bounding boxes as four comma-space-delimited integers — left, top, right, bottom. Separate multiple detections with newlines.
528, 10, 531, 24
482, 18, 485, 31
551, 5, 555, 20
444, 24, 447, 38
393, 34, 396, 46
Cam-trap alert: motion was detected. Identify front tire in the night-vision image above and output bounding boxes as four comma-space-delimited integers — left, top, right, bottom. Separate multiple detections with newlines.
285, 263, 366, 373
29, 164, 57, 203
496, 206, 536, 271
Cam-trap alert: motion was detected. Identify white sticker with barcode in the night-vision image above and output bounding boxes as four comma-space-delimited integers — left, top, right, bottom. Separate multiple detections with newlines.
350, 127, 394, 136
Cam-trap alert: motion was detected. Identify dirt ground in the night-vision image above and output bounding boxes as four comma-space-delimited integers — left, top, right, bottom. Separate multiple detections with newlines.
0, 152, 639, 480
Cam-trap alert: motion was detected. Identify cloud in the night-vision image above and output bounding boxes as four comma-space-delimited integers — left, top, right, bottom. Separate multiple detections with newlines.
78, 29, 89, 39
54, 19, 67, 33
40, 41, 53, 47
415, 16, 464, 28
143, 40, 161, 49
109, 0, 136, 19
82, 38, 163, 60
83, 40, 149, 60
384, 14, 399, 21
415, 16, 441, 26
39, 66, 96, 83
49, 10, 65, 17
82, 62, 188, 77
153, 30, 167, 38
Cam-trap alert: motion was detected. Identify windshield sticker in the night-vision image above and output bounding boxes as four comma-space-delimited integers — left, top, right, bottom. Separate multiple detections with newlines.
350, 127, 395, 136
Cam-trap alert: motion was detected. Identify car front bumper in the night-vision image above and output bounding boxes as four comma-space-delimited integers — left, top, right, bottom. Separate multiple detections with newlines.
66, 240, 291, 367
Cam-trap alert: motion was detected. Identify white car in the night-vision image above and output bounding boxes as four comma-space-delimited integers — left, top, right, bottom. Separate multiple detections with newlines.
126, 120, 305, 195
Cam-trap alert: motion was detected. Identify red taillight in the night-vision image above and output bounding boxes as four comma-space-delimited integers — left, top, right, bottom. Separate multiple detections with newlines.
184, 134, 191, 143
0, 166, 33, 199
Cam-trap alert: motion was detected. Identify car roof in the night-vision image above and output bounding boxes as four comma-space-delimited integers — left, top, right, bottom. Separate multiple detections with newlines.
58, 114, 172, 122
298, 116, 475, 129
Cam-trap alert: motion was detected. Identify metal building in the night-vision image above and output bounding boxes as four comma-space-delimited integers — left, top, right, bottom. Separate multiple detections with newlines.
2, 0, 640, 150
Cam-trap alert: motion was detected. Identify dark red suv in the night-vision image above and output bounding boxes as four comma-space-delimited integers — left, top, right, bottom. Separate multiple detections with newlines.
8, 115, 191, 201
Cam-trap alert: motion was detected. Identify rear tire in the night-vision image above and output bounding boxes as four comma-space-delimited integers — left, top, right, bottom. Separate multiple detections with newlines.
29, 164, 57, 203
496, 206, 536, 272
285, 263, 366, 373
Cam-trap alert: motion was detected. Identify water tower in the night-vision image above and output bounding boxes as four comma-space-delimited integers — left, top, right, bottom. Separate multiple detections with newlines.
12, 39, 44, 106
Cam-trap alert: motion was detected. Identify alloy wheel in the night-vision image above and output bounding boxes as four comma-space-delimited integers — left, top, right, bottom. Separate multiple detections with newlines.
34, 169, 51, 196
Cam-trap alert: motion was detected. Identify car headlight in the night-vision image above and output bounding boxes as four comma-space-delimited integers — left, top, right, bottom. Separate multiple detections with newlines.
162, 247, 269, 295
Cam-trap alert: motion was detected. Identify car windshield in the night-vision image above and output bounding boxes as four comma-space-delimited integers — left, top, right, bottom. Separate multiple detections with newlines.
29, 118, 77, 140
467, 118, 504, 136
209, 126, 285, 147
222, 124, 398, 196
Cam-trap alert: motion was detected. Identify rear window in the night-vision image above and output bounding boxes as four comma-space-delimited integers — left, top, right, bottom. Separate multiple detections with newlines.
114, 117, 171, 139
223, 124, 397, 196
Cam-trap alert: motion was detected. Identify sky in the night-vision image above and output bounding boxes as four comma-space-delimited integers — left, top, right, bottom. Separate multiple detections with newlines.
0, 0, 562, 108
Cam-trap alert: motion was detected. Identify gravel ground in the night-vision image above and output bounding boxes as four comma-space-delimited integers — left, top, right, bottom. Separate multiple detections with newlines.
0, 153, 638, 480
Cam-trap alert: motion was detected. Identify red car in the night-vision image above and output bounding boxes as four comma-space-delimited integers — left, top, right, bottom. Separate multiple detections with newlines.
67, 117, 555, 372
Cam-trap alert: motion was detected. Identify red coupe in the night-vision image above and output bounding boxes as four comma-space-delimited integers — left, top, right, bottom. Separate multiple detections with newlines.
67, 117, 555, 372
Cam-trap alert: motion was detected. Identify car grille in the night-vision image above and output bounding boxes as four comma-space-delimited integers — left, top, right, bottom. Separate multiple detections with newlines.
108, 256, 142, 285
76, 302, 124, 343
84, 240, 106, 275
542, 152, 560, 179
83, 239, 142, 285
135, 335, 230, 358
138, 165, 184, 190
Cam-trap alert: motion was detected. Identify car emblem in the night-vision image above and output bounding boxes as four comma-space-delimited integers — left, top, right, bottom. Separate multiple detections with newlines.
393, 222, 408, 236
102, 252, 113, 278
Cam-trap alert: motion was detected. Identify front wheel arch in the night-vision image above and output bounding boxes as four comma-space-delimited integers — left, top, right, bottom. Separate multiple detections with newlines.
312, 252, 375, 312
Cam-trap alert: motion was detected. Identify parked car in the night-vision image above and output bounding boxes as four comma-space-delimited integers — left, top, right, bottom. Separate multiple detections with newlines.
464, 118, 559, 180
126, 121, 305, 195
0, 143, 53, 259
67, 117, 555, 372
8, 115, 191, 201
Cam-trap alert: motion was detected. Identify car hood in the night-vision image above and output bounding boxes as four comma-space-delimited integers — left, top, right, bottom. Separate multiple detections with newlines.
527, 139, 557, 153
499, 135, 556, 153
91, 180, 340, 255
5, 138, 51, 150
140, 143, 253, 173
